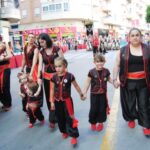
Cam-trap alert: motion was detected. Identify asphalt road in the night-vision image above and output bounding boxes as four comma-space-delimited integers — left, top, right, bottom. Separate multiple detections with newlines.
0, 50, 150, 150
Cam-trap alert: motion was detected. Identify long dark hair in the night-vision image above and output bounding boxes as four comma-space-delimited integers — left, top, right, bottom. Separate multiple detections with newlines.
38, 33, 53, 49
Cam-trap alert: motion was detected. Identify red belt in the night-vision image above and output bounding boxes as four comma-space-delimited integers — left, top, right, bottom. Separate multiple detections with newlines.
43, 72, 54, 80
127, 71, 146, 79
0, 64, 10, 93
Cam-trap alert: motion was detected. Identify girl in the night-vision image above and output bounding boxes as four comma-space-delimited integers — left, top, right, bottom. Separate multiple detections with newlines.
83, 54, 112, 131
50, 57, 85, 145
38, 33, 64, 128
26, 80, 45, 128
17, 72, 28, 114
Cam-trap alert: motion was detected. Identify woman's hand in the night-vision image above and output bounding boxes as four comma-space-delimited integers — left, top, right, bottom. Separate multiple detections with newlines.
51, 102, 55, 110
113, 80, 120, 88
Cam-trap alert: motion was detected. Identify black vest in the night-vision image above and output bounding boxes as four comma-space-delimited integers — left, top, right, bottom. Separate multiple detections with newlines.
119, 43, 150, 90
90, 68, 109, 94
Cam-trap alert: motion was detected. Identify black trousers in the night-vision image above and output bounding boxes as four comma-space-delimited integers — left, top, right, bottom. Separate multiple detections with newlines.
28, 106, 44, 124
93, 46, 98, 55
22, 95, 27, 112
44, 78, 57, 123
89, 93, 107, 124
55, 100, 79, 138
0, 69, 12, 107
120, 81, 150, 128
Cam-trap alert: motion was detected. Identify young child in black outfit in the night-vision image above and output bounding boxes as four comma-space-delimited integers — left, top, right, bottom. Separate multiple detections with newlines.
50, 57, 85, 145
17, 72, 28, 114
83, 54, 113, 131
26, 80, 45, 128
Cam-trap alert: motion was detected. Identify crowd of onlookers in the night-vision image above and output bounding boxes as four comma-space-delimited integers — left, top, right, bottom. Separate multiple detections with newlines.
2, 32, 150, 54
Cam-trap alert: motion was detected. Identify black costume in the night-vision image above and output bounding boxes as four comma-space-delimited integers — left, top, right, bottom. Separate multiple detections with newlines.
88, 68, 110, 124
119, 44, 150, 128
0, 53, 12, 108
27, 95, 44, 124
51, 72, 79, 138
40, 46, 60, 123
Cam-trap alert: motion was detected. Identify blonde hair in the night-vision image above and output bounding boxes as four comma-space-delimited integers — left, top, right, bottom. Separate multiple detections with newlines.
54, 57, 68, 67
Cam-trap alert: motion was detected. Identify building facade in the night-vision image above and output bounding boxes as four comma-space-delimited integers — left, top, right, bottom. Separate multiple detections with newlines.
0, 0, 20, 43
14, 0, 149, 43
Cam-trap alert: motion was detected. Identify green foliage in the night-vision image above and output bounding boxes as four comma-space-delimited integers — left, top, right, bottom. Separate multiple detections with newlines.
146, 5, 150, 23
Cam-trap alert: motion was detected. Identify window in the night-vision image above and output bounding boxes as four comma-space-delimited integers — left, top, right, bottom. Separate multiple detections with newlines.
43, 6, 48, 12
64, 2, 69, 11
34, 8, 40, 16
49, 4, 55, 12
21, 9, 27, 18
1, 0, 14, 7
55, 4, 61, 11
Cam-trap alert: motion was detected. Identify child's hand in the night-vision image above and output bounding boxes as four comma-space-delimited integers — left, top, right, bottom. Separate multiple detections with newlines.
113, 80, 120, 88
51, 102, 55, 111
38, 78, 42, 85
0, 55, 4, 61
80, 93, 86, 101
26, 104, 28, 111
19, 92, 25, 98
34, 91, 40, 97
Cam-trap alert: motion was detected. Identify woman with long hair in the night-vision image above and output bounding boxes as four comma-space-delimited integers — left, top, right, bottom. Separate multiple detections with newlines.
38, 33, 64, 128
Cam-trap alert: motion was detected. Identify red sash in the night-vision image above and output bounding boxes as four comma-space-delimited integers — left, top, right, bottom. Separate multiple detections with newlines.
0, 64, 10, 93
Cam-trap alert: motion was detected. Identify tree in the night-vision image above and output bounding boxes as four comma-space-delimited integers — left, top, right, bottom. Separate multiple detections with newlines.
146, 5, 150, 23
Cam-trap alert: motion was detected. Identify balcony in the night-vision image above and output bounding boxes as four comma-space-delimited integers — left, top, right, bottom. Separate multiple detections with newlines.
101, 2, 111, 12
103, 16, 122, 26
0, 7, 21, 23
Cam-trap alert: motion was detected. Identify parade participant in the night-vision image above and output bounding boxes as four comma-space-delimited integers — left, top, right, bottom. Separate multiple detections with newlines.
50, 57, 85, 145
21, 33, 39, 81
92, 35, 100, 56
17, 72, 28, 114
113, 28, 150, 135
0, 42, 12, 111
26, 80, 45, 128
18, 72, 42, 115
38, 33, 64, 129
83, 54, 112, 131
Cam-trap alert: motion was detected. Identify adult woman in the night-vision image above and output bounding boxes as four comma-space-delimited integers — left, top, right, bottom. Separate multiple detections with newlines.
20, 33, 42, 111
38, 33, 64, 128
0, 42, 12, 111
21, 33, 39, 81
113, 28, 150, 135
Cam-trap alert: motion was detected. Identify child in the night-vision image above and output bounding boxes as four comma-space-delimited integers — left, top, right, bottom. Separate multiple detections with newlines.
50, 57, 85, 145
26, 80, 45, 128
17, 72, 28, 114
83, 54, 112, 131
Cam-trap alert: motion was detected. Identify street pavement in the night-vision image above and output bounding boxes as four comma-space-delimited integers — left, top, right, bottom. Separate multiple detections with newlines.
0, 50, 150, 150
